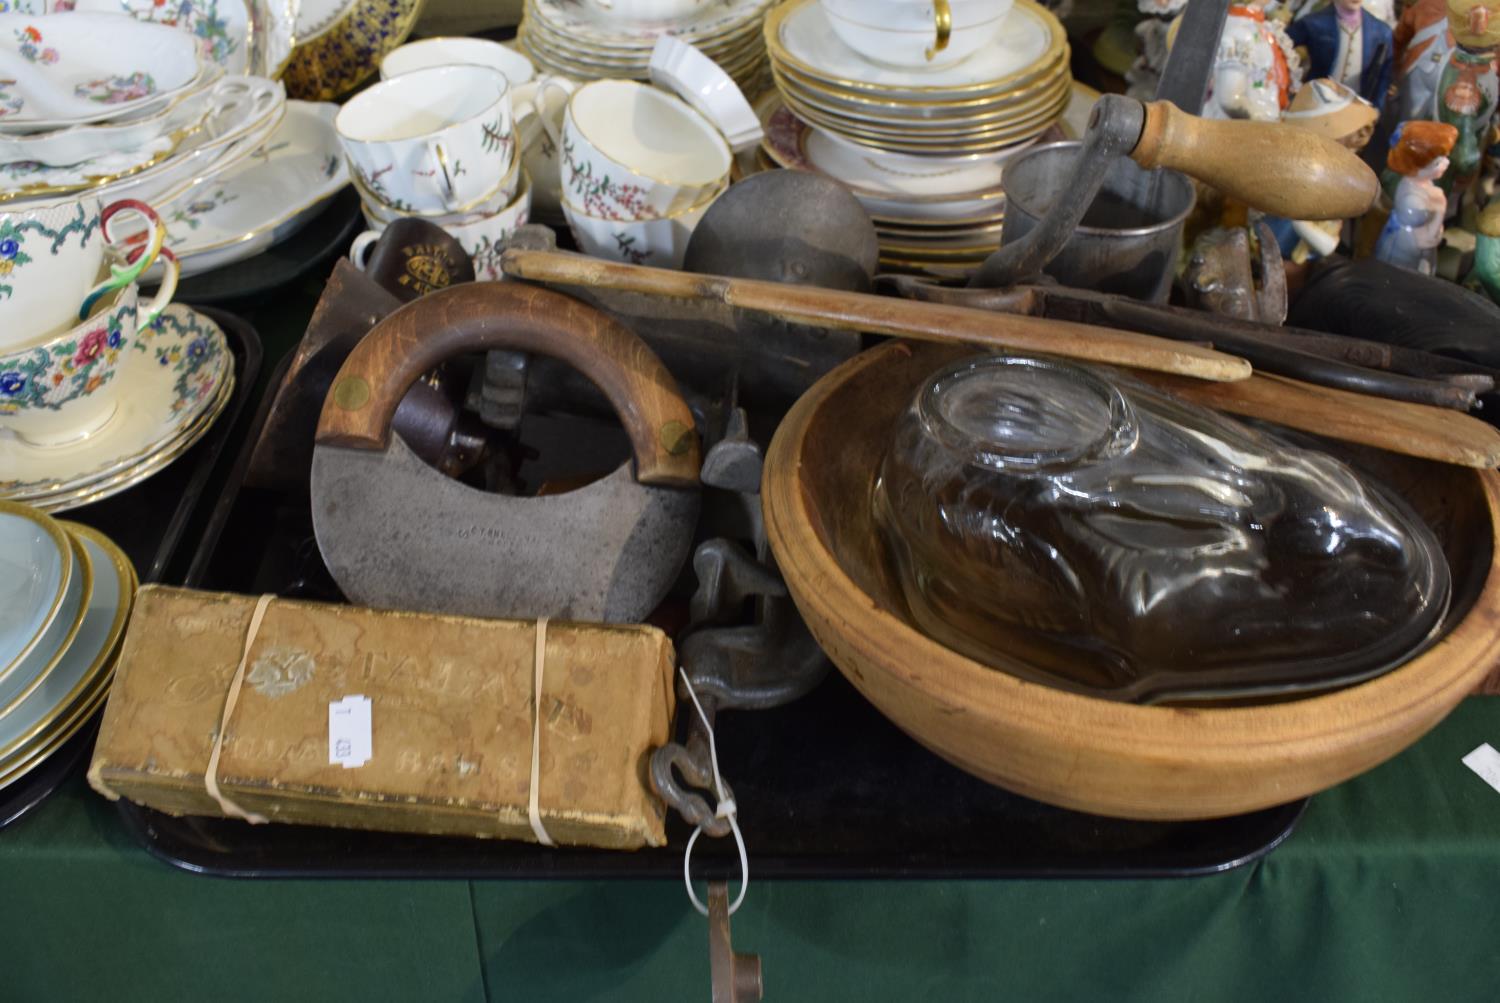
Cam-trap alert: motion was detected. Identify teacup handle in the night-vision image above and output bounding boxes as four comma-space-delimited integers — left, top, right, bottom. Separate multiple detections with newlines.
132, 246, 179, 327
349, 231, 380, 270
79, 199, 168, 319
926, 0, 952, 60
427, 139, 463, 211
534, 76, 576, 153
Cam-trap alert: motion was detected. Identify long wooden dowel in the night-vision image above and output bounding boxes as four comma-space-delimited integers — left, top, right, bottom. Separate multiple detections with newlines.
1136, 369, 1500, 469
500, 249, 1253, 383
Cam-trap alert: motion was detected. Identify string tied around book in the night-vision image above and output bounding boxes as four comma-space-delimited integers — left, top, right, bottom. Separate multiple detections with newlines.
528, 617, 555, 847
680, 667, 749, 917
203, 593, 274, 825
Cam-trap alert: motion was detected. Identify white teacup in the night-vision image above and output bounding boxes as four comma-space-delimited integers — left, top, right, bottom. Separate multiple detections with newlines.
821, 0, 1015, 68
355, 172, 535, 282
336, 65, 516, 216
379, 37, 537, 85
553, 80, 731, 222
0, 197, 109, 350
584, 0, 708, 22
562, 186, 718, 271
354, 145, 522, 223
0, 280, 175, 446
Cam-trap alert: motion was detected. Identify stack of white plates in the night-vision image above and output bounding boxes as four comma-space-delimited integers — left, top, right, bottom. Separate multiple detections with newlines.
764, 0, 1070, 156
0, 305, 234, 513
518, 0, 774, 92
0, 502, 134, 796
755, 0, 1078, 279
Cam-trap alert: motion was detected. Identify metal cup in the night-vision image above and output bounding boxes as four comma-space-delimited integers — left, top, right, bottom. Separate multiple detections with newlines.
999, 141, 1195, 303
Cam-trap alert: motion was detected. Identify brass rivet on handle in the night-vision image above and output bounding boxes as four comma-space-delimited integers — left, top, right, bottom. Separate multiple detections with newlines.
333, 377, 371, 411
660, 421, 693, 456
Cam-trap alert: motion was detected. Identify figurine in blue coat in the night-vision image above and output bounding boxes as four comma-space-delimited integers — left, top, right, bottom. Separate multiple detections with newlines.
1288, 0, 1396, 111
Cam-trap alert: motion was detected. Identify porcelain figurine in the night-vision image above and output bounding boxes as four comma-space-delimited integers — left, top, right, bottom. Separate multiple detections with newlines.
1436, 0, 1500, 196
1390, 0, 1500, 146
1375, 119, 1459, 272
1287, 0, 1395, 110
1126, 0, 1190, 100
1266, 78, 1381, 261
1463, 198, 1500, 300
1201, 2, 1303, 121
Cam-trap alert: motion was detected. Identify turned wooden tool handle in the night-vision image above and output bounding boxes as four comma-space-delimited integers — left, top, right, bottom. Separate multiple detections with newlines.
1131, 101, 1380, 221
315, 282, 700, 487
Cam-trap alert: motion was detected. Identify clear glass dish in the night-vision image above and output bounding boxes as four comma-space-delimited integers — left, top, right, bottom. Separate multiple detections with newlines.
873, 353, 1452, 704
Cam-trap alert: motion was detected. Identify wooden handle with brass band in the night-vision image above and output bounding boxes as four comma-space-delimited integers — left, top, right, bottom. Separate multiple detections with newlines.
1131, 100, 1381, 221
499, 249, 1254, 383
315, 281, 700, 487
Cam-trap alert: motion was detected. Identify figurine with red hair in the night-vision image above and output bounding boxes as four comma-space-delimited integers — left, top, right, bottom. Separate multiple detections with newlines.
1376, 120, 1460, 272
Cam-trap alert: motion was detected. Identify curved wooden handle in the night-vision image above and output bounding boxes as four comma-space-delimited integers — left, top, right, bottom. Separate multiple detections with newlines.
1131, 101, 1380, 221
315, 282, 700, 487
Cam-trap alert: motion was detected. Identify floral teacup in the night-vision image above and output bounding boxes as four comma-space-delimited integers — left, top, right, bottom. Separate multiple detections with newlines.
0, 282, 156, 446
336, 64, 516, 215
0, 196, 109, 350
554, 80, 730, 221
356, 171, 534, 282
0, 196, 172, 352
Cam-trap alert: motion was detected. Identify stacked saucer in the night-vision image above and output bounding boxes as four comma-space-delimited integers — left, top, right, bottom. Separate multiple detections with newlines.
518, 0, 774, 91
1, 306, 234, 513
760, 0, 1070, 278
0, 503, 135, 795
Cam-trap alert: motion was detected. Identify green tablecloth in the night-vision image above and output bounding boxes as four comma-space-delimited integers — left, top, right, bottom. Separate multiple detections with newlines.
3, 697, 1499, 1001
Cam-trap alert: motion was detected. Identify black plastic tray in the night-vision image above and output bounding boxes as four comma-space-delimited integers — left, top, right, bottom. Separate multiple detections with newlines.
0, 309, 262, 833
159, 188, 363, 307
112, 348, 1306, 879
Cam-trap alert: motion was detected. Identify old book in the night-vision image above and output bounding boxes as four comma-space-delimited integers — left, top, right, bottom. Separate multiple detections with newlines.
88, 586, 675, 849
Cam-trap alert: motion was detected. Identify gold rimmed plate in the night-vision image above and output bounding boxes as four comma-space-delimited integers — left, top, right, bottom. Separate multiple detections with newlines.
774, 70, 1080, 134
781, 88, 1068, 151
772, 61, 1072, 127
0, 501, 73, 682
770, 47, 1071, 114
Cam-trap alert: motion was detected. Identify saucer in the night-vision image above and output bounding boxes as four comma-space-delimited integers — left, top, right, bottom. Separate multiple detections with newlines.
0, 304, 230, 498
19, 371, 233, 513
0, 501, 71, 675
0, 522, 132, 773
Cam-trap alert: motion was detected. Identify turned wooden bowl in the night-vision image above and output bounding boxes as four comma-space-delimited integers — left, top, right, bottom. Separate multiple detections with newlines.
763, 341, 1500, 820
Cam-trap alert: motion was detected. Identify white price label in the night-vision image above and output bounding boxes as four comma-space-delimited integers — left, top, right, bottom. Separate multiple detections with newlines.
328, 695, 372, 769
1462, 743, 1500, 795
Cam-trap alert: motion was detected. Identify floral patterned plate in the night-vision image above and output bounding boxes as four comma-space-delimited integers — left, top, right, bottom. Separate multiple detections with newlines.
0, 303, 229, 498
0, 14, 202, 128
131, 100, 348, 278
65, 0, 297, 78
